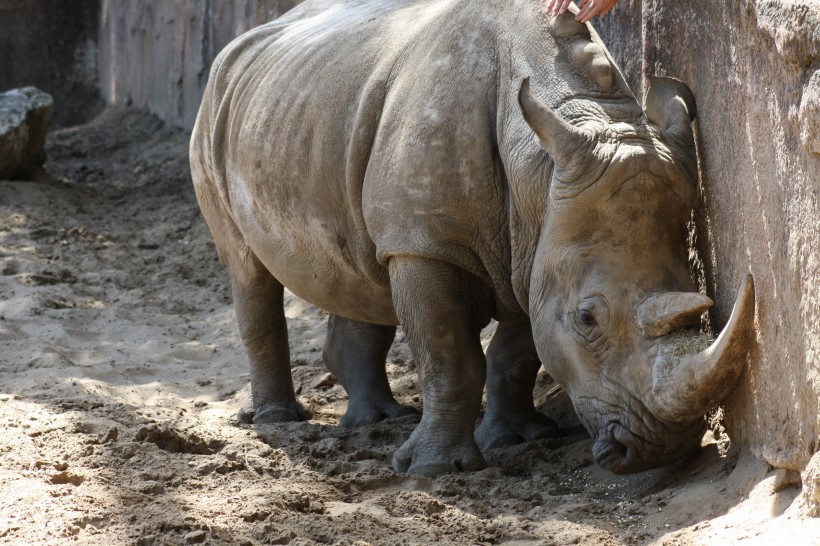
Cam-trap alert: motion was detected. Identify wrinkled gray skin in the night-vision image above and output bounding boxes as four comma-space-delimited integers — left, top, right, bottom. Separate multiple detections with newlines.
190, 0, 755, 477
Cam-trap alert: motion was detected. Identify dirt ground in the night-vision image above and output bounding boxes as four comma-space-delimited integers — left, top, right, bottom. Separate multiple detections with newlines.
1, 109, 818, 545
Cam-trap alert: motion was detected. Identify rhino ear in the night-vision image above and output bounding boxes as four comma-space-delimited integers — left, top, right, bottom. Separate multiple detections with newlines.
644, 75, 696, 141
518, 78, 592, 171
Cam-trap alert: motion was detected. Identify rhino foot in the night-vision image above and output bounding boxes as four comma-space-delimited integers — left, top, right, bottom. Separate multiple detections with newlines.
392, 420, 486, 477
474, 409, 561, 451
340, 399, 418, 428
236, 397, 311, 424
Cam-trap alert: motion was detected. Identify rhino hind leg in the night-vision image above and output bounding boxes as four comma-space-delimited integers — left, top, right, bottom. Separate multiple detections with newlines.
232, 265, 309, 425
388, 257, 491, 477
475, 320, 561, 451
190, 161, 307, 425
323, 314, 417, 427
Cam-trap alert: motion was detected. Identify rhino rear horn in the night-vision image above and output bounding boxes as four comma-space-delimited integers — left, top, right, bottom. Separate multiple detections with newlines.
650, 275, 756, 422
644, 75, 696, 144
518, 78, 592, 171
637, 292, 713, 338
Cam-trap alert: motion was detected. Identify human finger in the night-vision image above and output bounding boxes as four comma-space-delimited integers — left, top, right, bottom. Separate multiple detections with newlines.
556, 0, 571, 16
578, 0, 617, 21
575, 0, 598, 22
542, 0, 554, 14
548, 0, 574, 16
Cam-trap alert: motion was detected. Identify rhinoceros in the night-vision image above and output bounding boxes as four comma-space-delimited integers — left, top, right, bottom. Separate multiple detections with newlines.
190, 0, 755, 476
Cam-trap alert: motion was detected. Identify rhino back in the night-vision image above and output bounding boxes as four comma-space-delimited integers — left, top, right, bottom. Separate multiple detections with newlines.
192, 0, 526, 322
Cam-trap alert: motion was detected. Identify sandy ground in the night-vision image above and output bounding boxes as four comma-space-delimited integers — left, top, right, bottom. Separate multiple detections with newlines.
1, 109, 818, 545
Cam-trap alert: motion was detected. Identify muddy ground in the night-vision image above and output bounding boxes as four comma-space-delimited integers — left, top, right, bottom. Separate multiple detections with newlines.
0, 109, 816, 545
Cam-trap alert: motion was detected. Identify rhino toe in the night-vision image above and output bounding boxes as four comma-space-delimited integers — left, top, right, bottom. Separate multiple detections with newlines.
236, 402, 255, 425
392, 449, 487, 477
339, 400, 418, 428
248, 400, 310, 424
391, 423, 486, 477
475, 410, 562, 451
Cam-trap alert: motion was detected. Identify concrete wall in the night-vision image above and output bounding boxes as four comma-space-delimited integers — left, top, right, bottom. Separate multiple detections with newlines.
0, 0, 102, 127
98, 0, 301, 130
0, 0, 303, 129
598, 0, 820, 475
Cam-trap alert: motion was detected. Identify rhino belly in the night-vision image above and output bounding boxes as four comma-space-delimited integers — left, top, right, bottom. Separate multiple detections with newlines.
228, 175, 398, 326
262, 245, 398, 327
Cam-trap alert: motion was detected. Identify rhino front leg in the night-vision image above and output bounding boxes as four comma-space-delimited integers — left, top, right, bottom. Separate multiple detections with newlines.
323, 314, 418, 427
475, 320, 560, 450
233, 266, 309, 424
389, 257, 491, 477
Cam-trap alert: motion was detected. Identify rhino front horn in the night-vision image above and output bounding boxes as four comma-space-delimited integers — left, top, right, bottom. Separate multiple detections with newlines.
650, 275, 756, 422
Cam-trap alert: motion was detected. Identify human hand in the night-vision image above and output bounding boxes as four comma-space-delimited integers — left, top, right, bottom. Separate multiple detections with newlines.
576, 0, 618, 23
541, 0, 618, 23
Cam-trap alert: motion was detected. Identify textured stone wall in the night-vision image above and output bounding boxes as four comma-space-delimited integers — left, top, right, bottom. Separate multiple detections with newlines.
598, 1, 820, 475
0, 0, 101, 127
3, 0, 818, 483
98, 0, 302, 129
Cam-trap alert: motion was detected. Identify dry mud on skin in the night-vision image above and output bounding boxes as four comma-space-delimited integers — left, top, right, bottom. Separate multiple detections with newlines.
0, 108, 811, 546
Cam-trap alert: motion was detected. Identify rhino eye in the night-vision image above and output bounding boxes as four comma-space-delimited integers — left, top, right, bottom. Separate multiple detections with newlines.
574, 296, 609, 342
579, 309, 596, 327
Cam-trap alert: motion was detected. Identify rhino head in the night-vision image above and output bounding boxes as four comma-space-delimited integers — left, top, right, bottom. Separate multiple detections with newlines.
518, 76, 755, 474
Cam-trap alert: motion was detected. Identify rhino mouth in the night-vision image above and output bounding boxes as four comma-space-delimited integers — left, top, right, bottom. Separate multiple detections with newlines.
592, 419, 703, 474
592, 422, 640, 474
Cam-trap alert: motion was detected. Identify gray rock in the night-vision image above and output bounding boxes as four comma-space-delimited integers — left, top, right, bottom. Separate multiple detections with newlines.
0, 86, 53, 179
